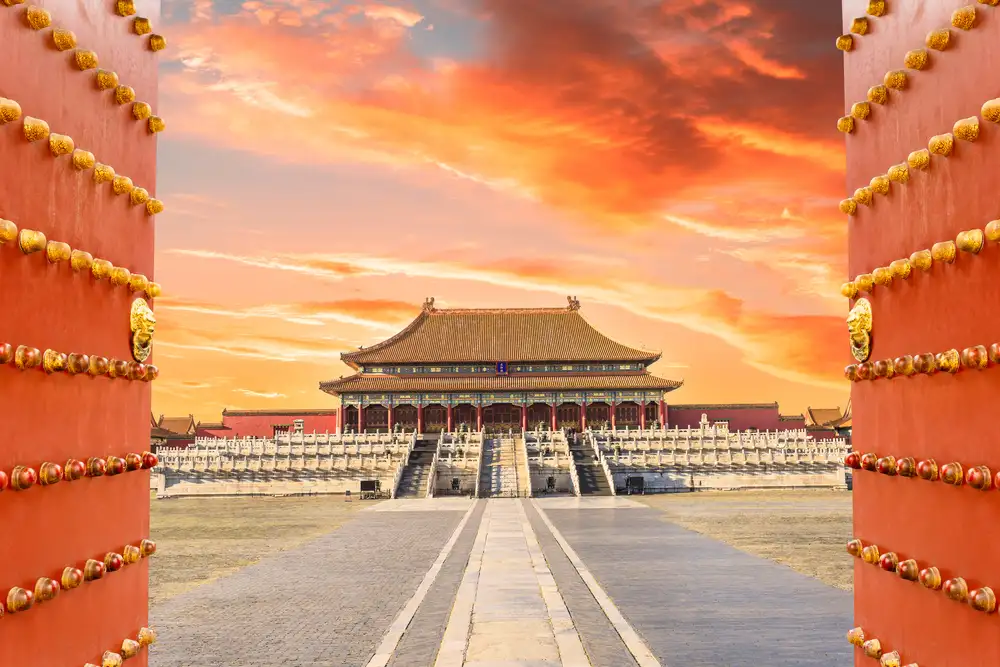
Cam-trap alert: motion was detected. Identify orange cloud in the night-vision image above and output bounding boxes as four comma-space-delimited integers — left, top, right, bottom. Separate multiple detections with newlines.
363, 4, 424, 27
150, 1, 851, 418
166, 247, 847, 391
159, 0, 845, 245
727, 41, 806, 80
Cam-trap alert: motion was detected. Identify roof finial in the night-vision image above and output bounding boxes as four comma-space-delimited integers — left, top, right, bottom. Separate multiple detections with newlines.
423, 297, 435, 312
567, 295, 580, 311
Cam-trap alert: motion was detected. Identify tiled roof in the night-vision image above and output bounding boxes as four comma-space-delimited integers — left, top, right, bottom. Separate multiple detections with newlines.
157, 415, 196, 435
320, 373, 682, 394
805, 407, 846, 427
341, 301, 660, 367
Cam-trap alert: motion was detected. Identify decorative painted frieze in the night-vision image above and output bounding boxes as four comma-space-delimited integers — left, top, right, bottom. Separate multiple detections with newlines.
359, 362, 645, 375
341, 390, 663, 408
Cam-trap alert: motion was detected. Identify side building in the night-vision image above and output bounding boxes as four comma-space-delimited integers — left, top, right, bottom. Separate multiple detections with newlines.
197, 409, 340, 439
667, 402, 850, 442
319, 297, 682, 433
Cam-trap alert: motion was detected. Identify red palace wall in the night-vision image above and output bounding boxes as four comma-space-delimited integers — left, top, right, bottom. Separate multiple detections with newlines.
0, 0, 163, 664
666, 403, 805, 432
202, 410, 340, 438
842, 1, 1000, 665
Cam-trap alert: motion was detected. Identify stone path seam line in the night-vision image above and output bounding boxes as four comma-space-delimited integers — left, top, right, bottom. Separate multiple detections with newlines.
516, 499, 591, 667
530, 499, 664, 667
366, 499, 481, 667
434, 501, 493, 667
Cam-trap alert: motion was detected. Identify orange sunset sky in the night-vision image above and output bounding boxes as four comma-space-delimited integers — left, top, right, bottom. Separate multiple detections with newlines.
150, 0, 850, 421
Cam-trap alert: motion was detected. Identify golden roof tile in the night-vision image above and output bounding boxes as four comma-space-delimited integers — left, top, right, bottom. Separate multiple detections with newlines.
805, 407, 847, 427
341, 299, 660, 367
157, 415, 196, 435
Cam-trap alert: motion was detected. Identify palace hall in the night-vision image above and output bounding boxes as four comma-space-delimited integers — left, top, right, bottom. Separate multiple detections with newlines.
319, 297, 682, 433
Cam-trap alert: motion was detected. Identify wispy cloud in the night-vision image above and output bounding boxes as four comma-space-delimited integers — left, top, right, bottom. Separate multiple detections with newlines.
150, 0, 849, 419
156, 297, 411, 331
235, 388, 287, 398
165, 248, 844, 391
158, 0, 844, 245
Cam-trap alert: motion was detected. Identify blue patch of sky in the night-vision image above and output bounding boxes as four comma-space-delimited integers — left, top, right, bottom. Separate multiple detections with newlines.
156, 135, 411, 216
209, 0, 250, 16
159, 60, 186, 75
406, 0, 486, 63
163, 0, 246, 23
161, 0, 488, 64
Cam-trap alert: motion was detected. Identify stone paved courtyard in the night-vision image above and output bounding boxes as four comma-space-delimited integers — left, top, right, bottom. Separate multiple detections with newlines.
149, 497, 852, 667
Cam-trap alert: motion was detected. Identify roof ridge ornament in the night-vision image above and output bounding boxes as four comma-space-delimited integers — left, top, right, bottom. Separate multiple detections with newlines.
422, 297, 435, 312
567, 296, 580, 311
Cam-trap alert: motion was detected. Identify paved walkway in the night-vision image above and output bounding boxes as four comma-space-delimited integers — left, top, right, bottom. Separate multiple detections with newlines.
435, 500, 588, 667
149, 502, 468, 667
539, 500, 852, 667
149, 497, 852, 667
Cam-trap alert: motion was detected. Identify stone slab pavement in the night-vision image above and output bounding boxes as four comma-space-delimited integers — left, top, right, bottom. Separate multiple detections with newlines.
536, 502, 853, 667
522, 501, 639, 667
387, 501, 486, 667
434, 499, 589, 667
149, 506, 466, 667
147, 496, 853, 667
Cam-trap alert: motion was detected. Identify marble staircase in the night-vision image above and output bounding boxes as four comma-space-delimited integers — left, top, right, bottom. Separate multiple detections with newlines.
478, 438, 521, 497
395, 437, 436, 498
573, 436, 613, 496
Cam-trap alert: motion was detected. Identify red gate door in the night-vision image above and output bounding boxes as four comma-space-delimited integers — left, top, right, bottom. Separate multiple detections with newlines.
841, 2, 1000, 665
1, 0, 164, 664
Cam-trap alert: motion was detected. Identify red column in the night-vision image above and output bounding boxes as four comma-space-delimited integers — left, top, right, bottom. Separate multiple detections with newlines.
660, 400, 666, 427
520, 405, 527, 431
581, 401, 587, 430
476, 404, 483, 430
387, 405, 394, 431
550, 404, 557, 431
640, 403, 646, 430
417, 405, 424, 434
358, 405, 364, 433
610, 401, 617, 430
447, 404, 453, 432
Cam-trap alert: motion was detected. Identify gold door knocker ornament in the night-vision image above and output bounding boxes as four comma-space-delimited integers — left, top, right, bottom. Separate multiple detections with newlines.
129, 298, 155, 362
848, 298, 873, 362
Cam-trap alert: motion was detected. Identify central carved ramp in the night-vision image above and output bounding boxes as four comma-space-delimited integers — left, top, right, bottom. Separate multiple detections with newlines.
478, 438, 521, 498
434, 500, 590, 667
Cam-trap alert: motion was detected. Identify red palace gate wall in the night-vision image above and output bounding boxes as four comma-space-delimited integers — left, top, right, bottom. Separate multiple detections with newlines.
1, 1, 162, 664
198, 411, 341, 438
665, 404, 805, 432
842, 2, 1000, 665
